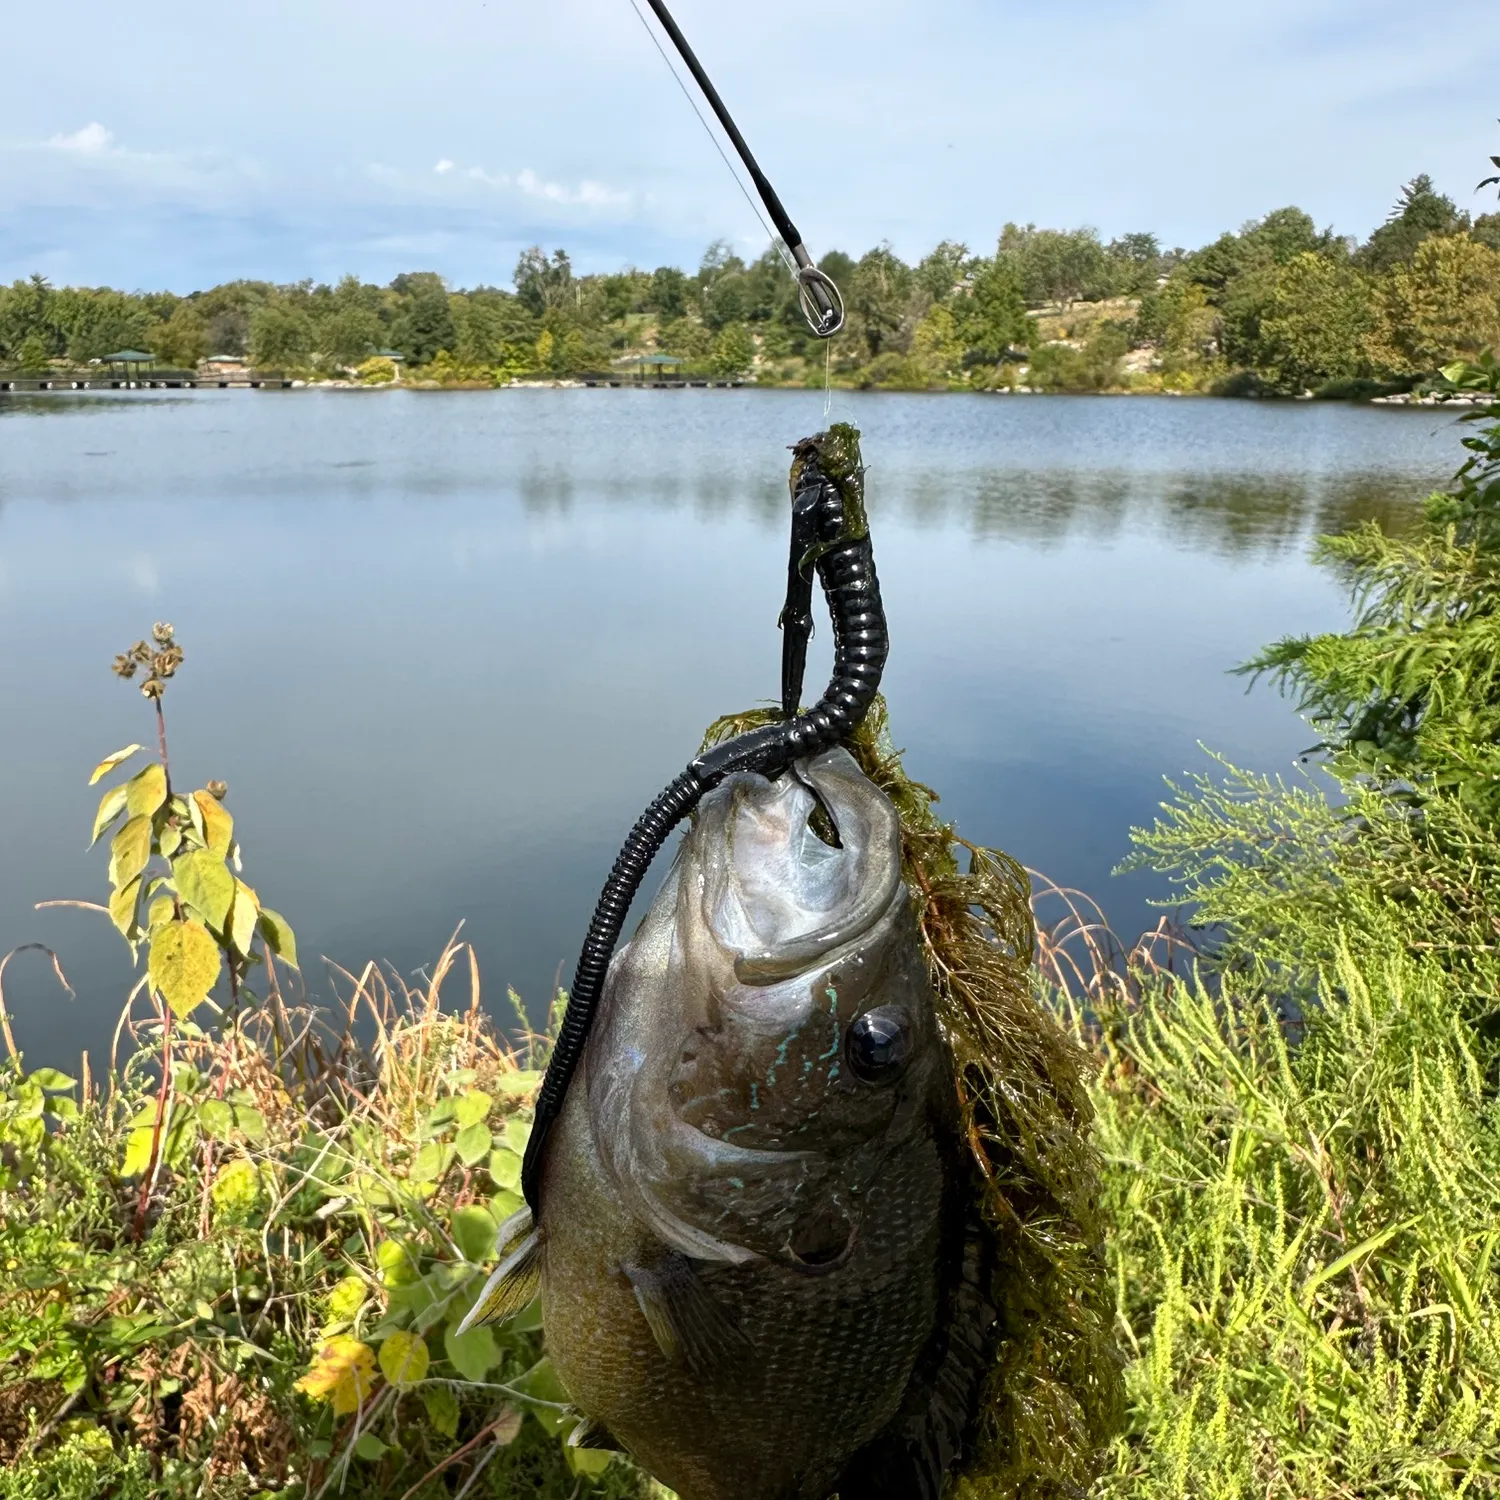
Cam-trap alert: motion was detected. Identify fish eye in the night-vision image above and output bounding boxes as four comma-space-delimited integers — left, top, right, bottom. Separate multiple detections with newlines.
846, 1006, 912, 1084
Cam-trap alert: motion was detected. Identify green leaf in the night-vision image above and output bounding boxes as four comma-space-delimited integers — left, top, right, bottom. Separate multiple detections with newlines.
29, 1068, 76, 1092
455, 1122, 491, 1167
258, 908, 298, 968
420, 1384, 459, 1438
159, 823, 183, 859
148, 921, 222, 1018
125, 763, 168, 821
90, 745, 144, 785
46, 1096, 79, 1122
109, 876, 142, 938
353, 1434, 387, 1462
229, 879, 260, 958
493, 1070, 541, 1097
173, 849, 234, 932
509, 1356, 570, 1434
147, 895, 176, 931
377, 1239, 419, 1288
500, 1118, 531, 1156
567, 1446, 614, 1478
422, 1099, 457, 1137
90, 783, 130, 847
487, 1149, 521, 1193
489, 1188, 524, 1222
410, 1141, 449, 1183
109, 816, 153, 891
454, 1089, 493, 1129
198, 1099, 234, 1141
451, 1205, 497, 1264
442, 1320, 499, 1382
233, 1104, 267, 1144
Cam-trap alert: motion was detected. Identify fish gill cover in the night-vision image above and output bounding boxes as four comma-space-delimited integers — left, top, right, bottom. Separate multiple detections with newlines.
700, 437, 1124, 1500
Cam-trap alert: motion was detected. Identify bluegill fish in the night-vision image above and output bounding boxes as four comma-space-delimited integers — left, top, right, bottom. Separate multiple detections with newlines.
464, 747, 994, 1500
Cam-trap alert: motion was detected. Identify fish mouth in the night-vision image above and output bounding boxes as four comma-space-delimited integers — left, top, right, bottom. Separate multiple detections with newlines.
698, 747, 903, 985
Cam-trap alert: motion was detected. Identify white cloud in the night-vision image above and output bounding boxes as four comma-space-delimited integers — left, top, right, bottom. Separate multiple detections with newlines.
434, 158, 454, 174
515, 168, 628, 208
49, 121, 114, 153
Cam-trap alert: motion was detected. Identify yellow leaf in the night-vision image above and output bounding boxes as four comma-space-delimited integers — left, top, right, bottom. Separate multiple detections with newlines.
229, 880, 260, 958
147, 895, 176, 931
378, 1331, 431, 1387
125, 764, 168, 821
109, 816, 153, 891
90, 745, 144, 785
193, 790, 234, 855
121, 1124, 156, 1177
90, 784, 129, 847
296, 1337, 377, 1415
173, 849, 234, 932
148, 921, 222, 1018
109, 876, 141, 938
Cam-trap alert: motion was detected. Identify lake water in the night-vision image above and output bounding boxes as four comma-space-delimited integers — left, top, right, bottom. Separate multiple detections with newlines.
0, 388, 1468, 1072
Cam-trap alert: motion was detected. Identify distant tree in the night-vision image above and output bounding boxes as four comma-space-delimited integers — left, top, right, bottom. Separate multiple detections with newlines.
847, 245, 915, 359
196, 281, 274, 357
1359, 175, 1469, 274
645, 266, 688, 320
1105, 232, 1162, 295
393, 281, 457, 365
911, 303, 964, 380
710, 321, 755, 378
321, 305, 381, 367
1365, 234, 1500, 377
0, 275, 59, 362
702, 271, 749, 330
512, 249, 574, 316
914, 241, 970, 302
249, 301, 315, 369
997, 224, 1111, 304
148, 302, 210, 368
1257, 252, 1374, 392
52, 287, 152, 363
957, 257, 1028, 362
659, 316, 712, 359
1473, 214, 1500, 254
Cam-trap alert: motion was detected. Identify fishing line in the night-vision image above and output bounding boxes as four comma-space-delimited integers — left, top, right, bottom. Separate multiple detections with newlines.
625, 0, 797, 277
624, 0, 844, 338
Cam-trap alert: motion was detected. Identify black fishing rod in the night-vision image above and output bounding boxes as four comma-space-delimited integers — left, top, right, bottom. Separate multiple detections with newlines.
635, 0, 845, 339
523, 435, 887, 1210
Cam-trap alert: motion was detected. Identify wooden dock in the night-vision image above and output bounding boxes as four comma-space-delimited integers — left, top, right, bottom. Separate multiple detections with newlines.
0, 377, 294, 392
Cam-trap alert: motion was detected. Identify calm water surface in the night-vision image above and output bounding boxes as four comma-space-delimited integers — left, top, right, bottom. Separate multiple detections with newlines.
0, 389, 1468, 1069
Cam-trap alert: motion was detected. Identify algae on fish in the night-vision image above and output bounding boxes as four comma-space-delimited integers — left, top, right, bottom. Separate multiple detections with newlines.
700, 698, 1124, 1500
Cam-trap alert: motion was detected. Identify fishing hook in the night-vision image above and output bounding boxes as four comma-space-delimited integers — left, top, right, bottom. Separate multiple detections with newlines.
638, 0, 845, 339
523, 432, 888, 1209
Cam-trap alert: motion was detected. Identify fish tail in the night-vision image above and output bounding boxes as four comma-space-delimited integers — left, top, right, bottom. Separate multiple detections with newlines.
458, 1207, 542, 1332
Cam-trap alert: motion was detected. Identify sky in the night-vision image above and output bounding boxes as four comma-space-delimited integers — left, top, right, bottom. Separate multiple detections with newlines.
1, 0, 1497, 293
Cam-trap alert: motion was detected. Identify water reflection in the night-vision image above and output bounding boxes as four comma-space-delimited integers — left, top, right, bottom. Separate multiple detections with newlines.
0, 390, 1467, 1070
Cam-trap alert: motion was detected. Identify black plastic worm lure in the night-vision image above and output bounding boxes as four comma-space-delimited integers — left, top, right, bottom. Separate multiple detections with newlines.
522, 429, 889, 1209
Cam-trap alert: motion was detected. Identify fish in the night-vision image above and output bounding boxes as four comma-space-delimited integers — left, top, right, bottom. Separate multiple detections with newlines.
464, 746, 996, 1500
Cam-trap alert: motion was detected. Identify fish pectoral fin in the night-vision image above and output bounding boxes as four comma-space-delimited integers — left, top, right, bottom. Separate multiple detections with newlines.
458, 1209, 541, 1333
566, 1414, 623, 1452
623, 1251, 750, 1374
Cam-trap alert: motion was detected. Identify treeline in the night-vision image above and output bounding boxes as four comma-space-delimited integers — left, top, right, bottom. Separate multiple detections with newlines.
2, 173, 1498, 394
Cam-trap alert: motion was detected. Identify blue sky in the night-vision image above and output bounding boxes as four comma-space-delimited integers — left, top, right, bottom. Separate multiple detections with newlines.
2, 0, 1496, 292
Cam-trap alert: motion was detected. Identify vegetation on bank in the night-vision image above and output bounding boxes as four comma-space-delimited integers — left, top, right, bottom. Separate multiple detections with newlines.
3, 374, 1500, 1495
2, 172, 1499, 396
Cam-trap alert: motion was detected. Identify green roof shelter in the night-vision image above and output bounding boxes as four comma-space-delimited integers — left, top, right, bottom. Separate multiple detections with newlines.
102, 350, 156, 377
613, 352, 685, 384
